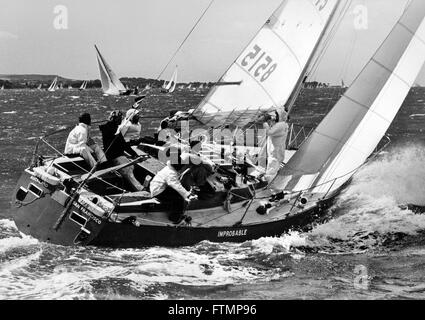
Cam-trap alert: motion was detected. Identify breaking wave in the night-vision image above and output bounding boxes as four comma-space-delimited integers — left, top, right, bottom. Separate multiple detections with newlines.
291, 144, 425, 253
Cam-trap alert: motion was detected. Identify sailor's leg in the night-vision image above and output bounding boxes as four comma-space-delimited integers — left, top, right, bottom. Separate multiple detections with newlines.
113, 156, 144, 191
91, 143, 108, 164
79, 147, 97, 168
264, 157, 280, 183
155, 187, 186, 222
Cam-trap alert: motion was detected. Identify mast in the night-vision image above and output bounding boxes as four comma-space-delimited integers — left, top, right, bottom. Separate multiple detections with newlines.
285, 0, 347, 114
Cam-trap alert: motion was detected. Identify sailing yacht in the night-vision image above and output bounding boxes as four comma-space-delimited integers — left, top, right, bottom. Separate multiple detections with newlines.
0, 84, 4, 90
161, 66, 178, 93
79, 80, 87, 91
10, 0, 425, 248
94, 45, 132, 96
37, 84, 42, 91
47, 77, 58, 92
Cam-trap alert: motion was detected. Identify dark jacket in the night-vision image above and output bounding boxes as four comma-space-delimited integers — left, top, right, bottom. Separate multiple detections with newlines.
99, 121, 138, 161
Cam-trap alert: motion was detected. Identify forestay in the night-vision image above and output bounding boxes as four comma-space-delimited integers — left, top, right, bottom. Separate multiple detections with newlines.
191, 0, 340, 128
94, 45, 127, 95
270, 0, 425, 196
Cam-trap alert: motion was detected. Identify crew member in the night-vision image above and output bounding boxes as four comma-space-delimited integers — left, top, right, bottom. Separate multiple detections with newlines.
117, 108, 142, 145
99, 110, 144, 191
65, 113, 108, 169
150, 147, 197, 224
261, 110, 289, 182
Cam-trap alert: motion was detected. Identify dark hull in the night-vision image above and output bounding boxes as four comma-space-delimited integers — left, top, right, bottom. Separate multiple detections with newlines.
89, 197, 334, 248
11, 170, 338, 248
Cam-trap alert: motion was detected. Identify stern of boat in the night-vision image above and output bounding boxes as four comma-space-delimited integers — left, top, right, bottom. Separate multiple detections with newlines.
10, 168, 109, 246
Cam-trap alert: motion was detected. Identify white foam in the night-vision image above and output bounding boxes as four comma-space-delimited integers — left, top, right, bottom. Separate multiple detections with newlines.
305, 145, 425, 244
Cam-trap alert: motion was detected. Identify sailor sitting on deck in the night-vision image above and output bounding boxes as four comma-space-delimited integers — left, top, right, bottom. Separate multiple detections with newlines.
64, 112, 108, 169
180, 140, 215, 194
99, 110, 144, 191
116, 108, 142, 146
150, 147, 198, 224
156, 118, 179, 146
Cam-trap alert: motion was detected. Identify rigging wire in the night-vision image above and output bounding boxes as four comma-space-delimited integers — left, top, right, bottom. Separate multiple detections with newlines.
155, 0, 215, 81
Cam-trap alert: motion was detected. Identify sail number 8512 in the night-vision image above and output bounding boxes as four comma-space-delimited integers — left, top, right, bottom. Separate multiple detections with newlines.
241, 45, 277, 82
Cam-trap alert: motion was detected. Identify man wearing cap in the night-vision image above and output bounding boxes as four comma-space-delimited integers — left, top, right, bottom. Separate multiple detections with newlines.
65, 113, 108, 169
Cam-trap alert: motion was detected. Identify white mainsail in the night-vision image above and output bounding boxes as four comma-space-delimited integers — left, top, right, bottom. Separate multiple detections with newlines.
0, 84, 4, 90
192, 0, 342, 128
94, 45, 127, 95
270, 0, 425, 196
47, 77, 58, 92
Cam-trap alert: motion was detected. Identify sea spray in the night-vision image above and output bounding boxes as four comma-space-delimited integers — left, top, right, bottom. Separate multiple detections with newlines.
298, 145, 425, 251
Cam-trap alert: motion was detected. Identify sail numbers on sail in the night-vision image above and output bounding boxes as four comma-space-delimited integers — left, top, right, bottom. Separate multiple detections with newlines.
240, 44, 278, 82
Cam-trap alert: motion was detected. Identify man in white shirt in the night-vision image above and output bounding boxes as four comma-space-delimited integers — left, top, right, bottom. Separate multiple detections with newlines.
64, 113, 107, 169
117, 108, 142, 143
150, 147, 197, 223
261, 110, 289, 183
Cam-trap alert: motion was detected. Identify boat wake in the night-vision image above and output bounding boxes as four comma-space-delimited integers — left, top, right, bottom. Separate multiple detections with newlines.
292, 144, 425, 253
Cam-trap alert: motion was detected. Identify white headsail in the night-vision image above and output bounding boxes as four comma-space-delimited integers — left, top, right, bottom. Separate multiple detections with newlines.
94, 45, 127, 95
191, 0, 342, 128
270, 0, 425, 196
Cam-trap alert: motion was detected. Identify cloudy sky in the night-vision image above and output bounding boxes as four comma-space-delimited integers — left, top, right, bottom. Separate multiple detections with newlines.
1, 0, 421, 85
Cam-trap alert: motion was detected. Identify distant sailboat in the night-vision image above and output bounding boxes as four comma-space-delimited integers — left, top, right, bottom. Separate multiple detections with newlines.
68, 85, 73, 90
47, 77, 58, 92
94, 45, 130, 96
161, 66, 178, 93
79, 81, 87, 91
144, 83, 151, 91
37, 84, 42, 90
341, 79, 347, 88
196, 83, 204, 92
0, 84, 4, 90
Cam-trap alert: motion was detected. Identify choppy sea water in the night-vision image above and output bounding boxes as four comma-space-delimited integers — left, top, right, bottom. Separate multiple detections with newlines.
1, 87, 425, 300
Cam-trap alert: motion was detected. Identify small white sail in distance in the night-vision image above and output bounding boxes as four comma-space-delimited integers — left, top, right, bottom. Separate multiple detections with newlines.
163, 66, 178, 93
191, 0, 343, 128
79, 80, 87, 90
270, 0, 425, 197
94, 44, 127, 95
47, 77, 58, 92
